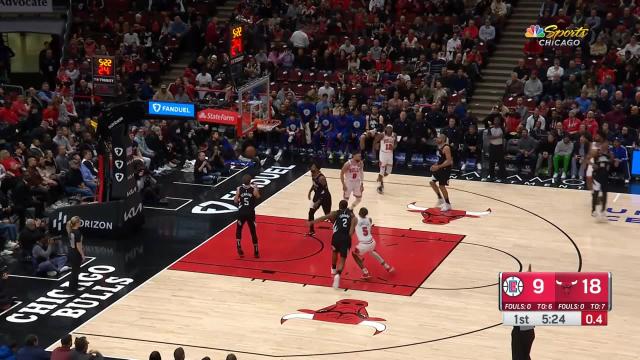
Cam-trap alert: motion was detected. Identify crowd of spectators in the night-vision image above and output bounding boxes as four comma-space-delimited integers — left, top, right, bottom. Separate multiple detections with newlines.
0, 334, 239, 360
492, 0, 639, 181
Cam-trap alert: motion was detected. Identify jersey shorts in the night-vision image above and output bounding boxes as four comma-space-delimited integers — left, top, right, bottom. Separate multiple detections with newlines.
379, 152, 393, 176
355, 239, 376, 255
311, 192, 332, 214
331, 233, 352, 257
344, 180, 363, 198
431, 167, 451, 186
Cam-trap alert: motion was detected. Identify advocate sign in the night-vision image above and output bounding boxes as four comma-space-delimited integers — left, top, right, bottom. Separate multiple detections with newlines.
0, 0, 52, 12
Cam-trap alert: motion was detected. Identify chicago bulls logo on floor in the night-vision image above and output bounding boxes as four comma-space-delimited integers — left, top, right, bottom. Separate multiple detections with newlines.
407, 202, 491, 225
280, 299, 387, 335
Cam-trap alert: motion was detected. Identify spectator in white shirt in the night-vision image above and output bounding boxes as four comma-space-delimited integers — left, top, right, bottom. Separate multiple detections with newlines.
289, 29, 310, 49
123, 30, 140, 47
618, 36, 640, 58
369, 0, 384, 12
525, 108, 546, 131
339, 39, 356, 55
318, 81, 335, 101
195, 69, 212, 99
446, 33, 461, 60
479, 18, 496, 43
546, 58, 564, 80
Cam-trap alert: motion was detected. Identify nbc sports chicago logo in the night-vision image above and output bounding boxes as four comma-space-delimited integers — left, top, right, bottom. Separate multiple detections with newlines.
525, 24, 589, 47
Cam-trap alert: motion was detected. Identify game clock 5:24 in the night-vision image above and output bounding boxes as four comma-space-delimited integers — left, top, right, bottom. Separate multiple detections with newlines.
542, 313, 565, 325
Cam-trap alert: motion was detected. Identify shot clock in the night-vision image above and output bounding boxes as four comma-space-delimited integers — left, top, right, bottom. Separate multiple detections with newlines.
92, 56, 118, 97
499, 272, 611, 326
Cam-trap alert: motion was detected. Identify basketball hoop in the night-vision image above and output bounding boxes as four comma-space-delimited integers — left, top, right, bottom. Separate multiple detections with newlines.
255, 119, 281, 131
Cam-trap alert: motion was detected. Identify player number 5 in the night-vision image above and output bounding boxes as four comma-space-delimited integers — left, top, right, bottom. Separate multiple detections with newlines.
362, 226, 369, 236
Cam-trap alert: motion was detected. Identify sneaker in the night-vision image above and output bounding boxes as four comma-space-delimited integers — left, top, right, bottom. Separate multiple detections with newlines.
385, 264, 395, 273
260, 158, 267, 166
625, 179, 630, 185
306, 230, 315, 236
254, 250, 260, 259
331, 268, 336, 275
274, 149, 283, 162
237, 246, 244, 257
60, 265, 71, 272
460, 163, 466, 171
5, 241, 18, 250
332, 274, 340, 289
339, 153, 346, 161
1, 249, 12, 256
265, 148, 272, 156
579, 175, 584, 180
561, 172, 567, 179
592, 210, 599, 218
376, 186, 383, 194
476, 163, 482, 170
328, 152, 334, 160
47, 271, 57, 277
440, 202, 452, 212
597, 212, 608, 223
361, 271, 371, 280
435, 198, 445, 208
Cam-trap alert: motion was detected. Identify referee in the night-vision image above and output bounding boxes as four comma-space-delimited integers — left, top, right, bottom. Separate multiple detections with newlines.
66, 216, 85, 293
512, 264, 535, 360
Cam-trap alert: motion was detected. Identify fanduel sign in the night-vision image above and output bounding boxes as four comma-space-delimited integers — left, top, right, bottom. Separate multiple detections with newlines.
0, 0, 52, 13
148, 101, 195, 118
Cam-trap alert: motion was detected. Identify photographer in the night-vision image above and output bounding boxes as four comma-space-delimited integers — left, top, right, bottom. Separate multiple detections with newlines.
194, 151, 216, 183
136, 168, 162, 205
0, 262, 13, 311
32, 235, 69, 277
70, 337, 102, 360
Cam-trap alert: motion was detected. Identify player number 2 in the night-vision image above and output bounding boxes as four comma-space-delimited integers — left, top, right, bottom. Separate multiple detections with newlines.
533, 279, 544, 294
582, 279, 601, 294
342, 218, 348, 228
362, 226, 369, 236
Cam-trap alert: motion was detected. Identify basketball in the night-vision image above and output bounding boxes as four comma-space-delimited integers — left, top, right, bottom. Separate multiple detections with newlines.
244, 145, 257, 158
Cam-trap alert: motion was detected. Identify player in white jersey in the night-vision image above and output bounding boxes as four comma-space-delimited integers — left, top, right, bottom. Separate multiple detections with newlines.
340, 151, 364, 209
374, 125, 396, 194
352, 207, 394, 279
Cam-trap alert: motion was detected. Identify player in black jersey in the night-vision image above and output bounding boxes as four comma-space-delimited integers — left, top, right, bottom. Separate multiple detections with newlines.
307, 162, 332, 236
591, 141, 612, 221
430, 133, 454, 211
308, 200, 356, 289
234, 174, 261, 257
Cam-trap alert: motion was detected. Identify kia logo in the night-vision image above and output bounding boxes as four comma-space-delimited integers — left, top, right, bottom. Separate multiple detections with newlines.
114, 147, 123, 156
152, 103, 161, 112
124, 202, 143, 221
115, 173, 124, 182
115, 160, 124, 169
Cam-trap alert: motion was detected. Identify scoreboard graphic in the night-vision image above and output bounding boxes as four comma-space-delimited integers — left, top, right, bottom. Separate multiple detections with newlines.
499, 272, 612, 326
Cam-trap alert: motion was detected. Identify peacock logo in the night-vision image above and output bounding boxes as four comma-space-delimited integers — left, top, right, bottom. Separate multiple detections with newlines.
525, 25, 545, 38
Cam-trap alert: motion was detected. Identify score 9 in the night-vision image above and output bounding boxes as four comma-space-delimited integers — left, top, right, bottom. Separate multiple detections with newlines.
533, 278, 545, 294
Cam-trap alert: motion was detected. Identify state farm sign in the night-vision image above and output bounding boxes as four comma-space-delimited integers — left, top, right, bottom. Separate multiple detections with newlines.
197, 108, 239, 126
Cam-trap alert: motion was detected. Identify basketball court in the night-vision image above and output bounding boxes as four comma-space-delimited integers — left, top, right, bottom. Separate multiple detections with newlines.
38, 168, 637, 360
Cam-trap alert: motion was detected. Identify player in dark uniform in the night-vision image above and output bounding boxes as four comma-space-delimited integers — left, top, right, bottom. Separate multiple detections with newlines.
234, 174, 261, 257
591, 140, 612, 221
430, 133, 454, 211
309, 200, 356, 289
307, 161, 332, 236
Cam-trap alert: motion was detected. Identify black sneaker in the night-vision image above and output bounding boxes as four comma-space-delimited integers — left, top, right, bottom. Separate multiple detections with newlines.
254, 251, 260, 258
376, 186, 383, 194
237, 246, 244, 257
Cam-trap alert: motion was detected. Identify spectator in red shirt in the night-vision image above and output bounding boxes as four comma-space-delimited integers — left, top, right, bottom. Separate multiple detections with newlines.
0, 149, 22, 177
42, 102, 59, 125
51, 334, 73, 360
505, 111, 523, 135
463, 19, 479, 39
205, 17, 218, 45
523, 39, 543, 57
596, 65, 616, 84
0, 102, 18, 126
375, 53, 393, 73
583, 111, 599, 139
562, 110, 582, 136
11, 95, 28, 119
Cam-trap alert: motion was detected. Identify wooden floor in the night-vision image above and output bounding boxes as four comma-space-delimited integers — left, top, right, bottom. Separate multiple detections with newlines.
58, 169, 640, 360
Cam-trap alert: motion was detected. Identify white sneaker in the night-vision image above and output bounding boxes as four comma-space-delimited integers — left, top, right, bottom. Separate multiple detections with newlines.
332, 274, 340, 289
460, 163, 466, 171
476, 163, 482, 170
47, 271, 57, 277
60, 266, 71, 272
561, 172, 567, 179
265, 148, 272, 156
598, 212, 608, 223
440, 202, 452, 211
592, 210, 599, 218
5, 241, 18, 250
274, 149, 283, 162
331, 268, 336, 275
435, 198, 445, 208
1, 249, 12, 256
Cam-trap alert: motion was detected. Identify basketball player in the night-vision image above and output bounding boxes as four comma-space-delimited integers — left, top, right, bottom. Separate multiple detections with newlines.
234, 174, 261, 258
352, 207, 394, 279
307, 161, 332, 236
308, 200, 356, 289
374, 125, 396, 194
430, 133, 453, 211
591, 141, 612, 221
341, 151, 364, 209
